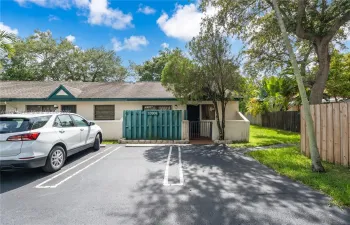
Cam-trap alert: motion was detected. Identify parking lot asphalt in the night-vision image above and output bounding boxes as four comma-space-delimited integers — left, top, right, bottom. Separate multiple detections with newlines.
1, 144, 349, 225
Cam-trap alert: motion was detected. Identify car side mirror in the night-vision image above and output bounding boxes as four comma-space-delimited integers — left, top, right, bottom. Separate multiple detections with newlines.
89, 122, 95, 126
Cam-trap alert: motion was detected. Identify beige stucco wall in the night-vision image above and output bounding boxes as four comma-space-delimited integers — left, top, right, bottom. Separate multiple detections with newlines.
0, 100, 243, 141
182, 120, 189, 140
211, 112, 250, 141
1, 101, 186, 120
93, 120, 122, 140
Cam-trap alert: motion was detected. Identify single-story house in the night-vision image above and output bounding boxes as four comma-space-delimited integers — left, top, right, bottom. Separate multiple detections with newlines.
0, 81, 249, 142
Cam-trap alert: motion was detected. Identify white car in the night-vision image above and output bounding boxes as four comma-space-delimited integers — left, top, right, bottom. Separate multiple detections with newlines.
0, 113, 103, 172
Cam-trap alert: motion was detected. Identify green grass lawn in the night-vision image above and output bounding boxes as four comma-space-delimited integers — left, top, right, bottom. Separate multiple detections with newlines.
248, 146, 350, 207
230, 125, 300, 148
102, 140, 119, 145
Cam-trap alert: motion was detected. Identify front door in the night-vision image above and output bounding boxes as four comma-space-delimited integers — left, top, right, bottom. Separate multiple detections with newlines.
187, 105, 200, 139
187, 105, 200, 122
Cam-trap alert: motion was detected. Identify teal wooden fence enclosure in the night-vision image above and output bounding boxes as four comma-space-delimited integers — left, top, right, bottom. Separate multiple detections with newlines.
123, 110, 182, 140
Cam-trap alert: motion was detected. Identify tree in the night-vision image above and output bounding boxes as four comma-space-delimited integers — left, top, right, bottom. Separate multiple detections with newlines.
326, 51, 350, 101
0, 30, 17, 69
162, 19, 243, 140
246, 76, 298, 115
58, 47, 128, 82
0, 30, 127, 82
0, 30, 16, 58
201, 0, 350, 104
271, 0, 325, 172
132, 49, 172, 81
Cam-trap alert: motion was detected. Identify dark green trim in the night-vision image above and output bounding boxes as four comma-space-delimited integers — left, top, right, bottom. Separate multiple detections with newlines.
0, 98, 179, 102
47, 85, 76, 100
0, 97, 242, 102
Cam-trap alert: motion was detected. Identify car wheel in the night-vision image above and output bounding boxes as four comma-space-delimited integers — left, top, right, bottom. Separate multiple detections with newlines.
42, 146, 66, 173
93, 134, 100, 151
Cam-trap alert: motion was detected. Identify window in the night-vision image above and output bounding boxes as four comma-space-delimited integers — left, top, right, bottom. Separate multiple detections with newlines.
143, 105, 172, 110
71, 115, 89, 127
61, 105, 77, 113
26, 105, 56, 112
0, 118, 29, 134
94, 105, 115, 120
0, 105, 6, 114
54, 115, 75, 127
30, 116, 52, 130
201, 104, 215, 120
0, 116, 51, 133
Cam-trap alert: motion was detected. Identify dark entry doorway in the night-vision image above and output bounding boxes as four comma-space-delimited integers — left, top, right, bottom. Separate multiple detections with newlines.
187, 105, 212, 140
187, 105, 200, 122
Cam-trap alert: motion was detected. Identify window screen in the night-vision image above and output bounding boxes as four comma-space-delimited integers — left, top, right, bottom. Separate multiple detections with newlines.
26, 105, 56, 112
61, 105, 77, 113
201, 104, 215, 120
0, 105, 6, 114
94, 105, 115, 120
142, 105, 172, 110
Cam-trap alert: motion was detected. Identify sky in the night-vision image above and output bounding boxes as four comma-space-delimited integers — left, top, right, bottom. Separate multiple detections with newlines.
1, 0, 349, 67
0, 0, 244, 66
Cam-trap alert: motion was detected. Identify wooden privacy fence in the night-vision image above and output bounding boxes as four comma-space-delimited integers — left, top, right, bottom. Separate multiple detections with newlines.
244, 113, 262, 126
301, 103, 350, 167
246, 111, 300, 132
123, 110, 182, 140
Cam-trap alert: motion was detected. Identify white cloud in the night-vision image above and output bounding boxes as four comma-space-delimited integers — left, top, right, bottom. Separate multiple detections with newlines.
48, 14, 60, 21
14, 0, 133, 30
73, 0, 89, 7
66, 35, 76, 42
161, 42, 169, 49
14, 0, 46, 7
0, 22, 19, 35
112, 36, 148, 51
14, 0, 71, 9
137, 5, 156, 15
157, 3, 217, 41
87, 0, 133, 29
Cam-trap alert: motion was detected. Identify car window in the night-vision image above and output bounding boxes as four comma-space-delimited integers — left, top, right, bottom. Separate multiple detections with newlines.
71, 115, 89, 127
55, 115, 75, 128
30, 116, 52, 130
0, 118, 30, 134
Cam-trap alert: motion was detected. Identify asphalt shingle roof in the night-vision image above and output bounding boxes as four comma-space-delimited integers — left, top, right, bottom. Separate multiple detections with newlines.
0, 81, 175, 99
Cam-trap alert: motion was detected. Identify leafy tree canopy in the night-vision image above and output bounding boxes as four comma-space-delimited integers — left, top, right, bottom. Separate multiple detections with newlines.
326, 50, 350, 100
131, 49, 172, 81
162, 19, 244, 140
0, 30, 127, 82
201, 0, 350, 104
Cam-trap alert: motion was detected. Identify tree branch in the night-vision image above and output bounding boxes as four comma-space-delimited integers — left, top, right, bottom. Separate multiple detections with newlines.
296, 0, 315, 41
323, 11, 350, 43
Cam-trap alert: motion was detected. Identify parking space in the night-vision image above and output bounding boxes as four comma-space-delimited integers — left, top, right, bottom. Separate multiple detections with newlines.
1, 144, 349, 225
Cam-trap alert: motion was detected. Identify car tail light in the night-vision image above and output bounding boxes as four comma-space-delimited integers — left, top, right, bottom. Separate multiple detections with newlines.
7, 132, 40, 141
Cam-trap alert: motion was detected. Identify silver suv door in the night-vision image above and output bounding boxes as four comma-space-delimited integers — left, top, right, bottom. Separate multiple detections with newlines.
70, 115, 91, 146
53, 115, 81, 150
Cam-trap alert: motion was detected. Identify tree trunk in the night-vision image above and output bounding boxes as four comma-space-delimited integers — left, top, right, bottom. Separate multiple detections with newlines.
310, 40, 330, 104
221, 100, 226, 140
213, 101, 224, 140
272, 0, 325, 172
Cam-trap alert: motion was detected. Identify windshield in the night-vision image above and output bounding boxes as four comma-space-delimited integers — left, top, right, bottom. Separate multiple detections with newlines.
0, 116, 51, 134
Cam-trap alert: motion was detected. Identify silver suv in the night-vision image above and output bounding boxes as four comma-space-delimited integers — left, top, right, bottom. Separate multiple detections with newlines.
0, 113, 103, 172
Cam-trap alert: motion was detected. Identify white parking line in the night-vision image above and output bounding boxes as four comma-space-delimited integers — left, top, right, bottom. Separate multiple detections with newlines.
178, 146, 184, 185
163, 146, 184, 186
35, 146, 120, 189
163, 146, 172, 186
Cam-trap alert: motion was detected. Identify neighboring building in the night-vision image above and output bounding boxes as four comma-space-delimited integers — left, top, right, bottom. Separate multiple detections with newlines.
0, 81, 249, 141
